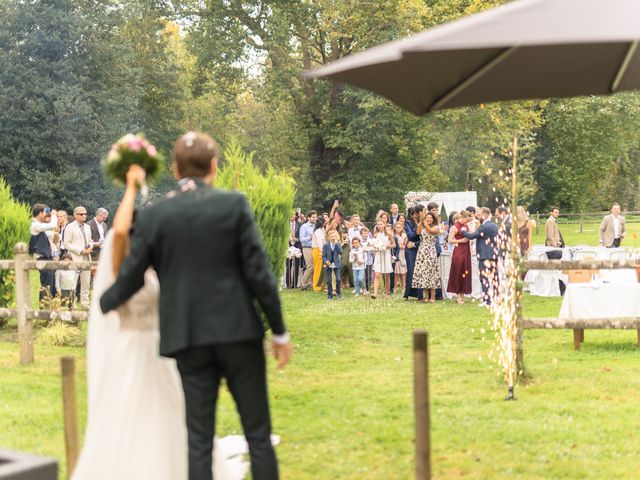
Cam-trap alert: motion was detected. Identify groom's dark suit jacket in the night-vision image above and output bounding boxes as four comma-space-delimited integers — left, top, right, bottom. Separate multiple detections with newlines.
100, 181, 286, 357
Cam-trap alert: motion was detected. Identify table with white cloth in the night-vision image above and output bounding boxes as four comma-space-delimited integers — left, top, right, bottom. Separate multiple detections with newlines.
560, 282, 640, 320
557, 282, 640, 348
524, 246, 637, 297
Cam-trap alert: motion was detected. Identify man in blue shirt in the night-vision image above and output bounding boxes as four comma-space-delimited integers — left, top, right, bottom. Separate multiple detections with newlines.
462, 207, 500, 306
299, 210, 318, 290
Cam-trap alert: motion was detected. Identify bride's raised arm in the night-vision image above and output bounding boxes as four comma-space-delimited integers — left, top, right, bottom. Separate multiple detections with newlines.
111, 165, 146, 276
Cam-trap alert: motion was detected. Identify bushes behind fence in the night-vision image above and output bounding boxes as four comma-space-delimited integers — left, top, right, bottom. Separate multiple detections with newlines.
216, 141, 294, 282
0, 178, 31, 307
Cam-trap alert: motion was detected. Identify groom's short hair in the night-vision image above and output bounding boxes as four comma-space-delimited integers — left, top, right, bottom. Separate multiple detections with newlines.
173, 132, 219, 178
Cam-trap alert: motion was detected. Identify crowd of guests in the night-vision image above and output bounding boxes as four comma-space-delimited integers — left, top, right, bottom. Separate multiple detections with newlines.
287, 201, 538, 306
27, 198, 625, 310
29, 203, 109, 308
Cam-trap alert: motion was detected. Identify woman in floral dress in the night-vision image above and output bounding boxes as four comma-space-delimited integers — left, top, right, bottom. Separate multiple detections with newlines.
412, 211, 441, 303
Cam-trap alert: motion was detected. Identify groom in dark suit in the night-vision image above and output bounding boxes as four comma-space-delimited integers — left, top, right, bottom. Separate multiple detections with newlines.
100, 132, 292, 480
462, 207, 500, 306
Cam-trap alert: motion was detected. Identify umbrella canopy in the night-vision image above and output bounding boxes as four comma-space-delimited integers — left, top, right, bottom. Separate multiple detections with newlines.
304, 0, 640, 115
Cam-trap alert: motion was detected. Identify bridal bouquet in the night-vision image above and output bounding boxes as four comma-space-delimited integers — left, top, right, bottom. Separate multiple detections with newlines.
103, 134, 163, 191
287, 246, 302, 259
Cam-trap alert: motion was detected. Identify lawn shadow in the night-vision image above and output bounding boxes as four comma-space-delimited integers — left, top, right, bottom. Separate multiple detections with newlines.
579, 340, 640, 354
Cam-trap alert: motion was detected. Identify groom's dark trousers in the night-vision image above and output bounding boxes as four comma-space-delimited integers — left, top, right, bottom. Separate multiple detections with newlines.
175, 340, 278, 480
100, 182, 287, 480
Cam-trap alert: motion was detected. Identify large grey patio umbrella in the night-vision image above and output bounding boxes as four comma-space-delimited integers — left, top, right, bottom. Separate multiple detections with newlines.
304, 0, 640, 115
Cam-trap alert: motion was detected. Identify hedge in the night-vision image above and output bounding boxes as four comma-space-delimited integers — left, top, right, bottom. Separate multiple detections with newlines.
216, 141, 294, 281
0, 178, 31, 306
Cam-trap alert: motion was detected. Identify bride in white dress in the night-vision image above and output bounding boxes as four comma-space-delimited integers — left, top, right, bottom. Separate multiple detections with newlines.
72, 166, 256, 480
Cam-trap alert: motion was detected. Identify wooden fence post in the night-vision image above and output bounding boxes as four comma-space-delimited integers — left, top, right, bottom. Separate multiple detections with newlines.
61, 356, 79, 479
14, 242, 33, 365
413, 329, 431, 480
516, 288, 525, 376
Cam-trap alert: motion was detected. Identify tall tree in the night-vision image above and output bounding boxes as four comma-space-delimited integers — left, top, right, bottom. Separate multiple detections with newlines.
0, 0, 141, 211
182, 0, 436, 211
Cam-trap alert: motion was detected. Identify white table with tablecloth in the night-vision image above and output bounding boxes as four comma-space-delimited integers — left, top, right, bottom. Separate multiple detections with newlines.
524, 246, 637, 297
559, 282, 640, 319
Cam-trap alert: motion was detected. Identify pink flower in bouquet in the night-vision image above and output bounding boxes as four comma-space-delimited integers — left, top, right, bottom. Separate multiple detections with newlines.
128, 138, 145, 153
146, 145, 157, 157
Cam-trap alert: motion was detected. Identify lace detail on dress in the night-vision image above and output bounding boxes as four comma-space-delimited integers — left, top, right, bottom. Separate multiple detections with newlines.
117, 270, 160, 331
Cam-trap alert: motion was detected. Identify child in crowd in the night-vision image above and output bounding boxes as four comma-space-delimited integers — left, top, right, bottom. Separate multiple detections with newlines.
360, 226, 373, 294
349, 237, 366, 296
393, 221, 408, 294
322, 230, 343, 300
372, 220, 395, 299
55, 253, 78, 309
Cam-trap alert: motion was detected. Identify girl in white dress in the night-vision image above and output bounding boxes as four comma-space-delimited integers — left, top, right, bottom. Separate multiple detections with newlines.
371, 220, 395, 298
72, 166, 253, 480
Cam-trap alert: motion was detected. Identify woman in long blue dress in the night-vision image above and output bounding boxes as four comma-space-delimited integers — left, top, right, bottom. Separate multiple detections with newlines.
403, 206, 424, 301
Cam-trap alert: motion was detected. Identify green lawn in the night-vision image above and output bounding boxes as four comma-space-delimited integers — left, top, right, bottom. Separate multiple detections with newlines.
532, 221, 640, 248
2, 291, 640, 479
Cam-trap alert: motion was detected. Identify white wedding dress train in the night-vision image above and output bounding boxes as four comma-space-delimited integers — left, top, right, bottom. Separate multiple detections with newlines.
72, 233, 255, 480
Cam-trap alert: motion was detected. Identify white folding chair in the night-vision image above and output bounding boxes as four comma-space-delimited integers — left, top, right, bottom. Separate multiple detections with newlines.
606, 250, 626, 262
574, 250, 597, 260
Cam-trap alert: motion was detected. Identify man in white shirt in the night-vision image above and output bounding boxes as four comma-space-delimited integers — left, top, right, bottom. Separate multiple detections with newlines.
390, 203, 400, 225
64, 206, 94, 307
29, 204, 58, 300
599, 203, 626, 248
347, 214, 363, 242
88, 207, 109, 260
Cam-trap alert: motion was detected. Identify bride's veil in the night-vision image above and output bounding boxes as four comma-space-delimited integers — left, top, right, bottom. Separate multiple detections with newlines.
86, 231, 120, 409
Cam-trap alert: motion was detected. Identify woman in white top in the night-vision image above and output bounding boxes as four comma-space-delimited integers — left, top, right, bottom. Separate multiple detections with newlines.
371, 220, 395, 299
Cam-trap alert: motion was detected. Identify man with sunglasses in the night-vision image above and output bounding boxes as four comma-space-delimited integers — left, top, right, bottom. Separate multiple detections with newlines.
64, 206, 94, 307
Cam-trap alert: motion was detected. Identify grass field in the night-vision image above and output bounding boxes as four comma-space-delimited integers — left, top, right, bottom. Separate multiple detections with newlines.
531, 220, 640, 248
2, 289, 640, 479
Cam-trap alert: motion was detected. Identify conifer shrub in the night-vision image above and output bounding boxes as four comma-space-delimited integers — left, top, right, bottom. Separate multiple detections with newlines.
216, 141, 295, 281
0, 178, 31, 308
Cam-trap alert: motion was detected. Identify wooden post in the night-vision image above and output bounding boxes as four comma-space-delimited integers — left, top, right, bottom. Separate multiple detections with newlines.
515, 298, 525, 375
14, 242, 33, 365
413, 329, 431, 480
637, 330, 640, 348
61, 356, 79, 479
573, 329, 581, 351
511, 137, 525, 376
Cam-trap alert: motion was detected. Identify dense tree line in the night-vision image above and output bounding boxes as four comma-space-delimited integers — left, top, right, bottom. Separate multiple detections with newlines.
1, 0, 639, 217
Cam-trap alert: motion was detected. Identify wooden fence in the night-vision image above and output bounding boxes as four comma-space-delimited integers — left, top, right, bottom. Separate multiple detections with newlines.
0, 242, 96, 365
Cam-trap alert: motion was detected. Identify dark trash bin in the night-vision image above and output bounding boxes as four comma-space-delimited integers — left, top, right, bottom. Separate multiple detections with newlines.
0, 449, 57, 480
